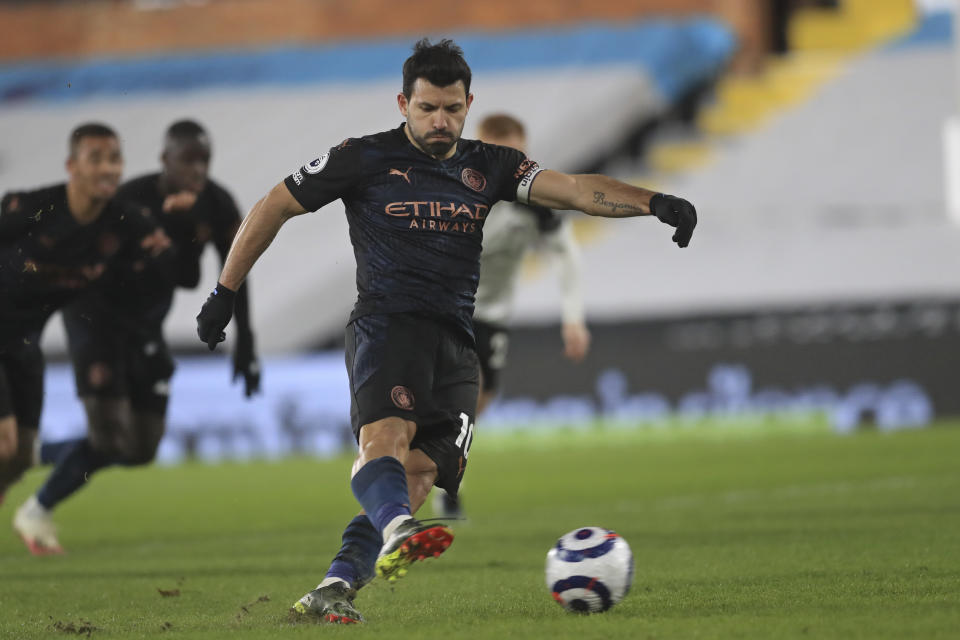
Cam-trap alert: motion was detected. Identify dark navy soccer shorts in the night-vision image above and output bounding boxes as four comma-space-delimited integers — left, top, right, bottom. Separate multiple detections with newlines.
62, 304, 174, 417
0, 335, 45, 429
345, 312, 479, 495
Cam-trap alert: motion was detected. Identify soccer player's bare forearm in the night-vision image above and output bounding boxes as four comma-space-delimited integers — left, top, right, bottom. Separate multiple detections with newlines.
576, 175, 657, 218
219, 196, 286, 289
529, 172, 658, 218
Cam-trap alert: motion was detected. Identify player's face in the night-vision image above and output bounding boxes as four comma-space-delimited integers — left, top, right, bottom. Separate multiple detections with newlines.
478, 131, 527, 154
162, 136, 211, 194
398, 78, 473, 159
66, 135, 123, 201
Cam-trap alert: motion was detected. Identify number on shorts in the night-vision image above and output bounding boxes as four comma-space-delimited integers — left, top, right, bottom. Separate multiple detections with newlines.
455, 412, 475, 459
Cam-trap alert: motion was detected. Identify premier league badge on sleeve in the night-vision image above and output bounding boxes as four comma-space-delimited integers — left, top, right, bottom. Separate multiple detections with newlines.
304, 152, 330, 175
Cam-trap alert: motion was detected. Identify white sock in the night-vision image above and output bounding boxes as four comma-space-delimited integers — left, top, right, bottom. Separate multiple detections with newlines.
317, 576, 349, 589
382, 514, 414, 542
24, 495, 49, 515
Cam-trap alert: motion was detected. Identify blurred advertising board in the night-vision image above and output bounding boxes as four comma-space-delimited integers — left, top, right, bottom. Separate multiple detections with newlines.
38, 299, 956, 464
490, 299, 957, 433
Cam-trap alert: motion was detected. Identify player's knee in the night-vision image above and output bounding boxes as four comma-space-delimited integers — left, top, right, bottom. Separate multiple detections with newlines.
122, 446, 156, 467
117, 435, 157, 466
0, 437, 17, 462
122, 437, 160, 466
86, 362, 114, 390
85, 398, 128, 427
0, 419, 17, 462
357, 417, 416, 459
120, 413, 164, 466
84, 397, 132, 456
0, 432, 34, 481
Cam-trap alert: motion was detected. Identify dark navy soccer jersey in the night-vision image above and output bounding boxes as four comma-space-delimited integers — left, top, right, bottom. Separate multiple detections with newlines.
117, 173, 242, 290
109, 173, 244, 325
0, 183, 161, 339
283, 123, 543, 339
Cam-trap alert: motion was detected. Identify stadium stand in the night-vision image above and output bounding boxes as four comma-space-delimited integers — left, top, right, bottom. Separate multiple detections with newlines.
0, 18, 736, 353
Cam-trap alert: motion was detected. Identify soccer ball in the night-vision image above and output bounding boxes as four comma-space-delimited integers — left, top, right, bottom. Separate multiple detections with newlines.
545, 526, 634, 614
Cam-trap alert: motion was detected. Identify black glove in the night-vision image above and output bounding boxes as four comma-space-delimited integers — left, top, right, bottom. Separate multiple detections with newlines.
233, 330, 261, 397
196, 282, 236, 351
650, 193, 697, 248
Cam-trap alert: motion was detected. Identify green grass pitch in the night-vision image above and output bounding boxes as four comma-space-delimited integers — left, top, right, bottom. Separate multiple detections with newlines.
1, 422, 958, 639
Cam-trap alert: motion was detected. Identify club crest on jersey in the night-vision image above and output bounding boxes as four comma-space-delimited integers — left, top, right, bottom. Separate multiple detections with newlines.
461, 168, 487, 193
391, 385, 415, 410
303, 153, 330, 175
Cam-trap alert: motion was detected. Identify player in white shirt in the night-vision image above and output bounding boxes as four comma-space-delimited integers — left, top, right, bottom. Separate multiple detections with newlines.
435, 113, 591, 517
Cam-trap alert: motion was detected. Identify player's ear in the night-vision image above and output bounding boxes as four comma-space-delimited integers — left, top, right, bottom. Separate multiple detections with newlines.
465, 93, 474, 111
397, 93, 409, 117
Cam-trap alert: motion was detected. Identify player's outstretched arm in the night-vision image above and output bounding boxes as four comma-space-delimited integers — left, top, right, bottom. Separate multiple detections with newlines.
528, 171, 697, 247
219, 182, 306, 290
196, 182, 306, 350
212, 195, 261, 396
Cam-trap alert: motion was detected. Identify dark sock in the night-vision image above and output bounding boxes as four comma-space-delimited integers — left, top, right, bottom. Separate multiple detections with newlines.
326, 515, 382, 589
350, 456, 411, 535
36, 439, 113, 510
39, 439, 83, 465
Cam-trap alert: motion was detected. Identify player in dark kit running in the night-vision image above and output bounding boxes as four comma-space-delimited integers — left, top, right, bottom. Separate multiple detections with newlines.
15, 120, 261, 555
0, 123, 170, 553
196, 38, 696, 623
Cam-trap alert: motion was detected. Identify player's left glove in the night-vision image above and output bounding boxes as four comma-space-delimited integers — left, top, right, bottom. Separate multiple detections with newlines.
650, 193, 697, 248
196, 282, 235, 350
233, 330, 261, 397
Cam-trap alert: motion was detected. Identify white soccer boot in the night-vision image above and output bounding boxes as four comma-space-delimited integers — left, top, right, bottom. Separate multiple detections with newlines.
13, 495, 64, 555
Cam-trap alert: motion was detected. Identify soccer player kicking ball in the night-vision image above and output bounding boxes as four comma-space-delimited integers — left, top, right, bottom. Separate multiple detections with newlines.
196, 38, 697, 624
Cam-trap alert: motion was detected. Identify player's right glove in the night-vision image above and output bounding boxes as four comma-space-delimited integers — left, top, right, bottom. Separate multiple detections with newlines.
650, 193, 697, 248
196, 282, 236, 351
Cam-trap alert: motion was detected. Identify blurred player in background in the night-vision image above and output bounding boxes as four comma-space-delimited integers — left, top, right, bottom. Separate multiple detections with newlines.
434, 113, 590, 519
13, 120, 260, 555
0, 124, 170, 554
196, 38, 696, 624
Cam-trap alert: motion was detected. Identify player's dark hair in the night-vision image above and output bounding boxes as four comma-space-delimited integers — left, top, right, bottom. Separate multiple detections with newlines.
68, 122, 117, 156
165, 119, 207, 142
478, 113, 526, 139
402, 38, 471, 98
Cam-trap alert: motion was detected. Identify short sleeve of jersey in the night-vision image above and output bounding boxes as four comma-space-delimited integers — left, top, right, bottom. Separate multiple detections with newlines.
487, 145, 544, 205
283, 141, 366, 212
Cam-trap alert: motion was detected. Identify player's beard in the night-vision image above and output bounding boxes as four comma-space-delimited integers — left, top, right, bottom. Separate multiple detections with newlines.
412, 127, 458, 158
